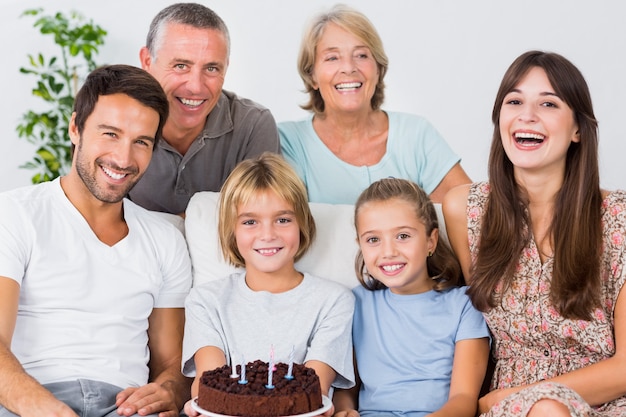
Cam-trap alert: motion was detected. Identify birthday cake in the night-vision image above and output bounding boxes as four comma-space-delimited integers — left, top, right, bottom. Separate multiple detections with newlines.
197, 360, 323, 417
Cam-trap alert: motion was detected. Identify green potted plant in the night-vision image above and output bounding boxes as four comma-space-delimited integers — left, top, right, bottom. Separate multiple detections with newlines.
17, 8, 107, 183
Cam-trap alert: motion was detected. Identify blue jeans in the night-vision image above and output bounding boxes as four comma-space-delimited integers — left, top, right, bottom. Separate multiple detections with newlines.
0, 379, 158, 417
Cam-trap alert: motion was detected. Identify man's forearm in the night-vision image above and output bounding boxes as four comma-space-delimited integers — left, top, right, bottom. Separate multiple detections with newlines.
152, 365, 192, 410
0, 342, 68, 415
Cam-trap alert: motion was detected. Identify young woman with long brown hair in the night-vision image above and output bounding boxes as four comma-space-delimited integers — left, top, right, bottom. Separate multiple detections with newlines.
444, 50, 626, 416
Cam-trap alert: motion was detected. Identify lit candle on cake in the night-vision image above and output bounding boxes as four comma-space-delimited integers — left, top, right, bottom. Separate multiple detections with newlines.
285, 345, 295, 380
238, 355, 247, 384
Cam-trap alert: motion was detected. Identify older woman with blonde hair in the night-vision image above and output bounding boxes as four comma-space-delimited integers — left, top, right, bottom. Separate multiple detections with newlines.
279, 4, 470, 204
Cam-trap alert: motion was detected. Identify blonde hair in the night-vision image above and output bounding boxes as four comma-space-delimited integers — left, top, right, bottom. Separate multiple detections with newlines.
297, 4, 388, 115
218, 153, 316, 268
354, 178, 462, 291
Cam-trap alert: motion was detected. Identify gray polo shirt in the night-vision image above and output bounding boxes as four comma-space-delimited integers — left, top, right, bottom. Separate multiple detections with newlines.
129, 90, 280, 214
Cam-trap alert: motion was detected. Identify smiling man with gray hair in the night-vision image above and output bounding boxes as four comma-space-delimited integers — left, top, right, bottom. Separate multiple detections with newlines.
130, 2, 280, 216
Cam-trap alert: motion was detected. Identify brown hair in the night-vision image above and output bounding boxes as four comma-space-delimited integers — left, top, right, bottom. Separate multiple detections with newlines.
297, 4, 388, 115
73, 64, 168, 146
218, 153, 316, 268
354, 178, 462, 291
468, 51, 602, 320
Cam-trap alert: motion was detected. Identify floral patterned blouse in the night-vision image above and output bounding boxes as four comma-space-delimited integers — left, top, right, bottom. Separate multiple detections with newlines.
467, 182, 626, 416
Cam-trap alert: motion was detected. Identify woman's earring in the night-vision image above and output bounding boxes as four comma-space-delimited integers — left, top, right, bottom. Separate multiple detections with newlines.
427, 251, 433, 257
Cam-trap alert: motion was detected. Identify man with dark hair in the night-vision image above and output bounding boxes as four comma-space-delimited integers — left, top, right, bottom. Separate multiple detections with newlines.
0, 65, 192, 417
129, 2, 280, 216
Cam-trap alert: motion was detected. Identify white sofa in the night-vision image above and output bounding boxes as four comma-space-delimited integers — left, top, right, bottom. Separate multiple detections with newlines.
157, 192, 448, 288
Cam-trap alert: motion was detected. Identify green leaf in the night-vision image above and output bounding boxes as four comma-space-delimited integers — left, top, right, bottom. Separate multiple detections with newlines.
21, 8, 43, 18
27, 55, 37, 68
69, 43, 79, 57
18, 7, 107, 182
36, 148, 55, 162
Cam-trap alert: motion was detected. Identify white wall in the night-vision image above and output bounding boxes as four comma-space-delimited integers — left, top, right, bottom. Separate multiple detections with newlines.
3, 0, 625, 192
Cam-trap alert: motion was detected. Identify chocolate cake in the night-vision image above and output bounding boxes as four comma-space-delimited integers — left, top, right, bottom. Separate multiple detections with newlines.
197, 360, 323, 416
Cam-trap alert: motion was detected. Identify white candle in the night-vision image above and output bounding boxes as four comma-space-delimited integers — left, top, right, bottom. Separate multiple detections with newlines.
266, 345, 275, 389
238, 355, 247, 384
285, 345, 295, 379
230, 351, 238, 378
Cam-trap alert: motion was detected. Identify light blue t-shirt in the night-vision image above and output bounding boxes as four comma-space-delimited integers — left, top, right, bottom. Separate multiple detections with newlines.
278, 112, 460, 204
352, 285, 489, 417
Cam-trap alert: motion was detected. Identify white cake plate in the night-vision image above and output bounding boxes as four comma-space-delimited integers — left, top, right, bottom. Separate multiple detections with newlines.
191, 394, 332, 417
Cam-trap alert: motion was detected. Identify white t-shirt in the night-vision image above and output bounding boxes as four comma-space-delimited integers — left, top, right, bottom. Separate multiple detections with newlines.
0, 179, 192, 388
182, 272, 355, 389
